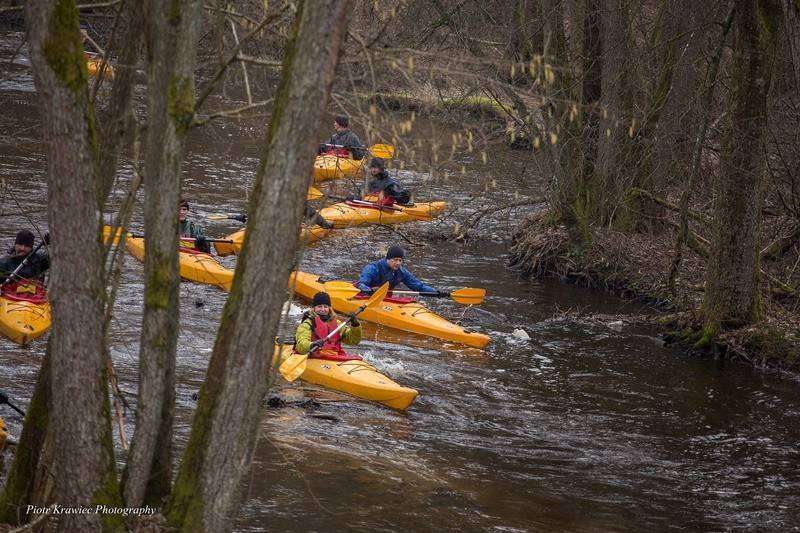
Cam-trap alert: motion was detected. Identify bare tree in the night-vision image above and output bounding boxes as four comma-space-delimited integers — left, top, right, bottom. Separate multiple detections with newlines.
122, 0, 203, 509
699, 0, 783, 340
23, 0, 123, 529
164, 0, 352, 530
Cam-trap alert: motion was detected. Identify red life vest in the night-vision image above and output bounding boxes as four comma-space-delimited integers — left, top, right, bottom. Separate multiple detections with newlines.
322, 147, 351, 158
310, 315, 362, 361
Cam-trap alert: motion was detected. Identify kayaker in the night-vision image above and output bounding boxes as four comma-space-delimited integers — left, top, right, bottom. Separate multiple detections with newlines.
0, 230, 50, 283
294, 291, 362, 360
356, 245, 443, 296
363, 158, 406, 206
178, 199, 210, 253
319, 115, 365, 160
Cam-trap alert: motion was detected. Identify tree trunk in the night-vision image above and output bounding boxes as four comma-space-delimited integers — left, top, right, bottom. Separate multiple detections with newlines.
24, 1, 123, 530
699, 0, 783, 338
122, 0, 202, 509
165, 1, 351, 530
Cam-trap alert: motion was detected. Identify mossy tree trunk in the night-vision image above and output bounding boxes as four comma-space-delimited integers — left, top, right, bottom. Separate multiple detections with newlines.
165, 0, 351, 530
121, 0, 202, 510
699, 0, 783, 337
23, 0, 123, 530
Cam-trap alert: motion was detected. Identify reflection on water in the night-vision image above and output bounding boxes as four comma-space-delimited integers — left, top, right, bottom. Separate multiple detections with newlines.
1, 32, 799, 532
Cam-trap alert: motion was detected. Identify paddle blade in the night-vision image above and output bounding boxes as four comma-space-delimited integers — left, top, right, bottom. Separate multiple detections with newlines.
370, 143, 395, 159
307, 187, 324, 200
323, 281, 361, 300
365, 282, 390, 308
450, 287, 486, 305
278, 351, 307, 382
206, 214, 230, 220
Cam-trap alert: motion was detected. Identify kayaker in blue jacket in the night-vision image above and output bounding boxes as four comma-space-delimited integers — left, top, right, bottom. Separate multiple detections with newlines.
356, 245, 444, 296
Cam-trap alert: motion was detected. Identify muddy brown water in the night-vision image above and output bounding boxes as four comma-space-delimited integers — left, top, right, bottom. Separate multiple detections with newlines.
1, 32, 799, 532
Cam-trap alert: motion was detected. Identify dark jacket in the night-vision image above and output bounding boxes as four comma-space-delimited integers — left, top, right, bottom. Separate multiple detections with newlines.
179, 219, 210, 253
367, 170, 402, 200
356, 258, 435, 294
321, 129, 365, 160
0, 249, 50, 282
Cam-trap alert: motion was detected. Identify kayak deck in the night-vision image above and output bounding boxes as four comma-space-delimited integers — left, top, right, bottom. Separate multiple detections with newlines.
313, 155, 364, 183
289, 271, 490, 349
126, 236, 234, 291
276, 345, 418, 410
214, 225, 332, 257
319, 201, 446, 228
0, 283, 51, 345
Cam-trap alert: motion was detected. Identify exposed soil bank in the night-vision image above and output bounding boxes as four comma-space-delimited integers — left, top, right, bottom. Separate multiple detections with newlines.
509, 210, 800, 376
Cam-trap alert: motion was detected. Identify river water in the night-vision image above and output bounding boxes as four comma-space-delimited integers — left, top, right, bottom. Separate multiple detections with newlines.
1, 31, 799, 532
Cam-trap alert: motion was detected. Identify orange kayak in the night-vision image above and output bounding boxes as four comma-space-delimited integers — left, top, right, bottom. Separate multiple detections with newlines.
289, 271, 490, 348
319, 200, 446, 228
214, 226, 331, 257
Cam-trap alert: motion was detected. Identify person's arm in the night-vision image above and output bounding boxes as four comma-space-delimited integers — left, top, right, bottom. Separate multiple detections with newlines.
348, 132, 365, 160
400, 268, 436, 293
341, 322, 362, 345
192, 222, 211, 253
294, 320, 313, 355
356, 262, 378, 293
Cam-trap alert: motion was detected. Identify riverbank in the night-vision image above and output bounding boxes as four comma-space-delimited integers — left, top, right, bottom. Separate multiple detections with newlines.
509, 209, 800, 376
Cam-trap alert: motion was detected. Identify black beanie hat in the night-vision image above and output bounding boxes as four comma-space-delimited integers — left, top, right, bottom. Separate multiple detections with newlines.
312, 291, 331, 307
179, 198, 190, 209
386, 245, 405, 260
15, 230, 35, 247
369, 157, 385, 170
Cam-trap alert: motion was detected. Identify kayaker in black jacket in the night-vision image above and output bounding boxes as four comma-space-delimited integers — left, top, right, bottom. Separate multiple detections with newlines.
365, 158, 405, 206
319, 115, 366, 160
0, 230, 49, 282
178, 199, 211, 253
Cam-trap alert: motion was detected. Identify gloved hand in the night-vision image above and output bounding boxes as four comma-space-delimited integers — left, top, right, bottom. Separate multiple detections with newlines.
43, 232, 51, 245
194, 235, 208, 248
348, 313, 360, 327
310, 339, 325, 351
345, 194, 356, 201
437, 290, 450, 297
360, 287, 374, 295
230, 214, 247, 223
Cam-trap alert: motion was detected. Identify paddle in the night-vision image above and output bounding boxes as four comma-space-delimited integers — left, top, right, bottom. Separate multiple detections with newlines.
320, 143, 395, 159
322, 280, 485, 306
0, 390, 26, 417
324, 195, 435, 221
126, 232, 234, 244
1, 239, 47, 287
278, 282, 390, 382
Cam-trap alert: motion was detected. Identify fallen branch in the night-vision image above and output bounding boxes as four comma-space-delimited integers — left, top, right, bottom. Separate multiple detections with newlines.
628, 187, 712, 225
192, 99, 274, 127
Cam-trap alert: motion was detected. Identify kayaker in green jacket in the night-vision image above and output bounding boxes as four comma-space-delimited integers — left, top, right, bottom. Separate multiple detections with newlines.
295, 291, 363, 361
0, 230, 50, 283
318, 115, 366, 160
178, 199, 210, 253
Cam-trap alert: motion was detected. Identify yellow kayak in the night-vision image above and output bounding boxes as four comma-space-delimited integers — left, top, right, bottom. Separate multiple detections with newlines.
313, 155, 364, 183
289, 271, 490, 349
86, 58, 114, 79
319, 200, 446, 228
276, 345, 418, 410
214, 226, 332, 257
0, 281, 51, 345
125, 236, 234, 291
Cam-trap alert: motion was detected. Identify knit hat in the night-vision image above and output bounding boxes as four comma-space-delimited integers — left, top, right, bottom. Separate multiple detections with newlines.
312, 291, 331, 307
15, 230, 35, 247
386, 245, 405, 260
369, 157, 385, 170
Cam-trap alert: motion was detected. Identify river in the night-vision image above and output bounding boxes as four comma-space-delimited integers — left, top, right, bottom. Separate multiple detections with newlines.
1, 30, 799, 532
